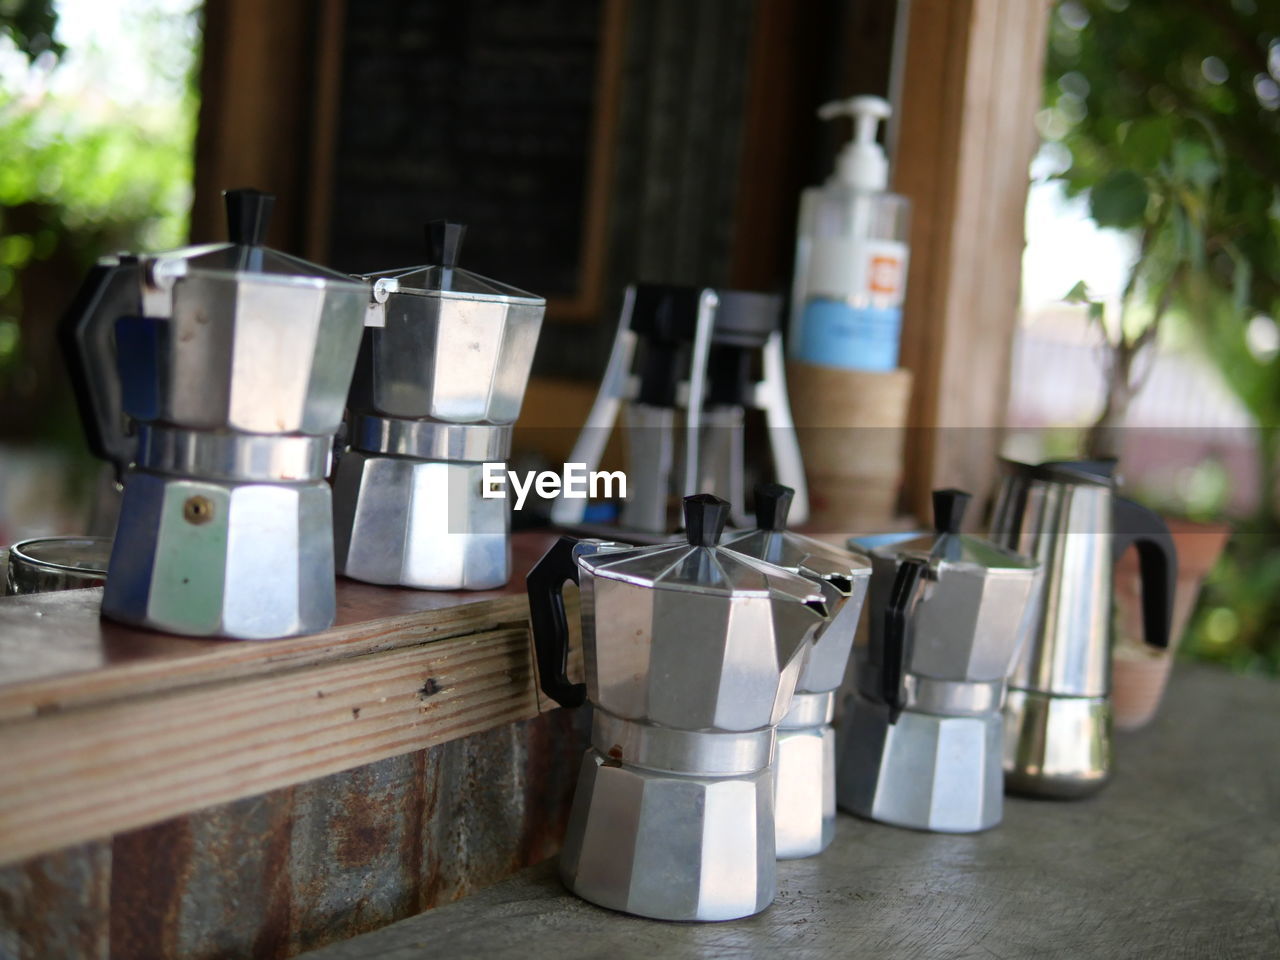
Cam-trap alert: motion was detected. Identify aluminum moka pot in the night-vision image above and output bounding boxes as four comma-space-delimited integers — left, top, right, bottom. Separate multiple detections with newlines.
837, 489, 1040, 833
990, 459, 1176, 798
333, 221, 545, 590
59, 189, 368, 639
527, 494, 829, 922
720, 482, 870, 858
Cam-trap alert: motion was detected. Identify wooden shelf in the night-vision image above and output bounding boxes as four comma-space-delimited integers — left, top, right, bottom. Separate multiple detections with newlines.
0, 532, 563, 866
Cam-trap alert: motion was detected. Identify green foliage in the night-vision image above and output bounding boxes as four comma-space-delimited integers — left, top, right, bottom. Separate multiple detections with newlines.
0, 0, 63, 61
1089, 169, 1148, 227
0, 86, 194, 248
0, 1, 199, 435
1045, 0, 1280, 674
1185, 522, 1280, 676
1047, 0, 1280, 335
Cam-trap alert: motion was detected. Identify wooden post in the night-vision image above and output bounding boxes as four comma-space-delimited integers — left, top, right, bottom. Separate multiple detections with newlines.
893, 0, 1053, 521
189, 0, 340, 252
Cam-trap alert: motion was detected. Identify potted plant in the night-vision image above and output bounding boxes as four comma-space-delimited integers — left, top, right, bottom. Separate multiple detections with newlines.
1054, 116, 1235, 728
1039, 0, 1280, 703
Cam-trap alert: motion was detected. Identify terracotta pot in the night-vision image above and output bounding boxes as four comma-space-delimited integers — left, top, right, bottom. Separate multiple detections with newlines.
1112, 517, 1232, 730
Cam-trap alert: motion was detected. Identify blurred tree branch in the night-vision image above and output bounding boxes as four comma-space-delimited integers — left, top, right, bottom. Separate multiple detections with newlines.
0, 1, 62, 62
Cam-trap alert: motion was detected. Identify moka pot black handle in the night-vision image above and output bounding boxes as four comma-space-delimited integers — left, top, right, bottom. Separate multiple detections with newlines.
881, 557, 928, 723
57, 258, 144, 481
1112, 497, 1178, 650
526, 536, 588, 708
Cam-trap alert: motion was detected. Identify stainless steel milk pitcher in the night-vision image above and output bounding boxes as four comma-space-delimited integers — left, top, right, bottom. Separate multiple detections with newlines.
990, 459, 1177, 797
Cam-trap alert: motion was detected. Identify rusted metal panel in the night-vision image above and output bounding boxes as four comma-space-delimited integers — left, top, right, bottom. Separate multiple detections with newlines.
108, 817, 191, 959
420, 717, 547, 909
286, 753, 425, 955
517, 706, 592, 868
176, 790, 298, 960
92, 706, 591, 960
0, 840, 111, 960
109, 789, 299, 960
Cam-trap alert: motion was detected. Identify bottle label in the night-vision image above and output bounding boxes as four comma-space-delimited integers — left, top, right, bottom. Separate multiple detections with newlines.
868, 248, 906, 297
795, 300, 902, 371
808, 238, 909, 308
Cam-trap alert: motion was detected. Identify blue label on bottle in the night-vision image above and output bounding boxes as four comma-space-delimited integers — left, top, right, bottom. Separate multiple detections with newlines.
795, 299, 902, 371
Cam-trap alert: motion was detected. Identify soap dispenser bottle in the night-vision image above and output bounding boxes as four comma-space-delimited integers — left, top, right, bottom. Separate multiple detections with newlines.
789, 95, 911, 371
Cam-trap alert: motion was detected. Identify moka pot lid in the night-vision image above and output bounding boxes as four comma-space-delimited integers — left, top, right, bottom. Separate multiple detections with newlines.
721, 483, 872, 595
358, 220, 543, 306
871, 488, 1038, 574
141, 189, 365, 291
579, 494, 829, 603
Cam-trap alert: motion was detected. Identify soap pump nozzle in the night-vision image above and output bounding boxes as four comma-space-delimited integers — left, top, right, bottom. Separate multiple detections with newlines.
818, 95, 892, 192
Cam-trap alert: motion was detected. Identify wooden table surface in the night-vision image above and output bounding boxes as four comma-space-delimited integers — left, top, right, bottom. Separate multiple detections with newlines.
0, 533, 563, 865
298, 663, 1280, 960
0, 533, 558, 722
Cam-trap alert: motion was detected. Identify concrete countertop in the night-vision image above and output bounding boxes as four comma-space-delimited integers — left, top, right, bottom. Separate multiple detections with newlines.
301, 663, 1280, 959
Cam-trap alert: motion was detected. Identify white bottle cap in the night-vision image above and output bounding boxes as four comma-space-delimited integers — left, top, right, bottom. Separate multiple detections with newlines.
818, 95, 892, 192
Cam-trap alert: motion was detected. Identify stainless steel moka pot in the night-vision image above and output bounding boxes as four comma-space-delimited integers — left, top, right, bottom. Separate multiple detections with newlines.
837, 490, 1041, 833
550, 284, 808, 534
333, 222, 545, 590
527, 494, 829, 922
720, 483, 871, 858
59, 189, 368, 639
990, 459, 1177, 798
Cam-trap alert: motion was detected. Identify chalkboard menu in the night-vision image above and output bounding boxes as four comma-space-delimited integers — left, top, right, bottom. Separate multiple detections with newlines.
327, 0, 606, 303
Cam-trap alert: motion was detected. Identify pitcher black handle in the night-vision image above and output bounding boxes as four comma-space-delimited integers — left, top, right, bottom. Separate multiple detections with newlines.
1112, 497, 1177, 650
882, 557, 928, 723
526, 536, 587, 708
57, 258, 143, 481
